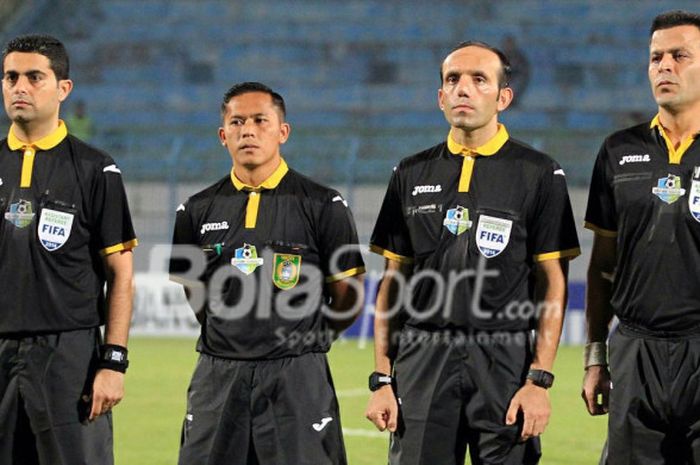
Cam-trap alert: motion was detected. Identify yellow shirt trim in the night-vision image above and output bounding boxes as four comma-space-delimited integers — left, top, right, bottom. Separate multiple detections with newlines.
100, 239, 139, 257
583, 221, 618, 238
231, 158, 289, 230
325, 266, 366, 283
230, 158, 289, 191
20, 148, 35, 188
369, 244, 414, 264
534, 247, 581, 262
7, 120, 68, 151
8, 121, 68, 188
447, 124, 509, 192
650, 115, 697, 165
245, 191, 261, 229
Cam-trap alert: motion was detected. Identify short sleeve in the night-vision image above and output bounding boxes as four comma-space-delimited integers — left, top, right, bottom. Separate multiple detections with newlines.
369, 168, 414, 263
530, 162, 581, 262
169, 201, 197, 277
317, 191, 365, 283
93, 159, 137, 255
584, 143, 617, 237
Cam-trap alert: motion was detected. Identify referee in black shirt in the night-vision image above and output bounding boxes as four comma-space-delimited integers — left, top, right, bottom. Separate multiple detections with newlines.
170, 82, 365, 465
582, 10, 700, 464
0, 35, 137, 464
365, 41, 579, 464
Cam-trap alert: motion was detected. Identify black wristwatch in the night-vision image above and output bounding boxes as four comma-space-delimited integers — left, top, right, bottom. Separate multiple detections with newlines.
369, 372, 393, 391
98, 344, 129, 373
526, 369, 554, 389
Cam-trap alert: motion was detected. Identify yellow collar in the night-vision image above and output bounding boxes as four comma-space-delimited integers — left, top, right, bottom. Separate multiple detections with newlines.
231, 158, 289, 191
650, 114, 697, 164
8, 120, 68, 151
447, 124, 509, 157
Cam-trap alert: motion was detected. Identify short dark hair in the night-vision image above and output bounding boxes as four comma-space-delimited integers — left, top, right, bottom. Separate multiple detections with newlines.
439, 40, 512, 89
2, 34, 70, 80
221, 81, 286, 120
650, 10, 700, 36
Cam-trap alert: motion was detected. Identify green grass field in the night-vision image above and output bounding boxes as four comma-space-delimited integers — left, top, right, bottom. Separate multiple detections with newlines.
114, 337, 606, 464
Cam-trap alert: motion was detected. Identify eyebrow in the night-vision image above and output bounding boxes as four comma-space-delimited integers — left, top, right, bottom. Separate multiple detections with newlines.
650, 46, 691, 55
229, 112, 267, 120
3, 69, 47, 76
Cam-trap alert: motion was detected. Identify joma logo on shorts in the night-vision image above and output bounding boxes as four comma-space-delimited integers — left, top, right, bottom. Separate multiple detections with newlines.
619, 154, 650, 165
412, 184, 442, 196
200, 221, 229, 235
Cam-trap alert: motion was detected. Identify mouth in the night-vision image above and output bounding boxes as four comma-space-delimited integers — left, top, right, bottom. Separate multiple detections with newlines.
239, 144, 259, 150
452, 104, 475, 112
12, 100, 30, 108
655, 78, 676, 88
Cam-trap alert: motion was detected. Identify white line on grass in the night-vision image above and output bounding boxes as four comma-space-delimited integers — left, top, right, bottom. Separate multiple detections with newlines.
342, 428, 389, 439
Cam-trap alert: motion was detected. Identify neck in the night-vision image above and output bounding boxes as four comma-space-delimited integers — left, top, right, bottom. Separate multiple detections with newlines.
12, 118, 60, 144
451, 117, 499, 149
658, 104, 700, 144
233, 156, 281, 187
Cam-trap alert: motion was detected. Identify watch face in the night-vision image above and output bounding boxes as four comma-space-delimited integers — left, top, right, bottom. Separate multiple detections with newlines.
108, 350, 125, 362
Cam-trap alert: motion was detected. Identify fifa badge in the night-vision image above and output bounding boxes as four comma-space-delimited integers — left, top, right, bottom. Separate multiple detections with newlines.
689, 167, 700, 223
38, 208, 74, 251
475, 215, 513, 258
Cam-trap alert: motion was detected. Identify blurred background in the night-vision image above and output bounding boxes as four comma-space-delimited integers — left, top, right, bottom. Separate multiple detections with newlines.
2, 0, 693, 343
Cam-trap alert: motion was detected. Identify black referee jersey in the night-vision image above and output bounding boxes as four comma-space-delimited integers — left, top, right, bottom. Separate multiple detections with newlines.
585, 115, 700, 334
170, 158, 365, 360
0, 121, 137, 334
371, 125, 580, 331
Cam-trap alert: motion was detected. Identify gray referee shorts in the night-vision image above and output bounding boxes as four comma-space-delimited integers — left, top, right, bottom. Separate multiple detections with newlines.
389, 327, 541, 465
608, 324, 700, 465
0, 328, 113, 465
178, 351, 347, 465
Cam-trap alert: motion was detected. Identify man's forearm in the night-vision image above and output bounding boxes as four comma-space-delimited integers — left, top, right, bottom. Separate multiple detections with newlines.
531, 259, 567, 372
374, 259, 408, 374
104, 250, 134, 347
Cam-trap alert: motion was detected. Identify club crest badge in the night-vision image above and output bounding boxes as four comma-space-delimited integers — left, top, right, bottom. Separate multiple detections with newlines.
652, 174, 685, 204
230, 243, 264, 275
476, 215, 512, 258
4, 199, 35, 228
272, 254, 301, 290
690, 167, 700, 223
38, 208, 74, 251
442, 205, 471, 236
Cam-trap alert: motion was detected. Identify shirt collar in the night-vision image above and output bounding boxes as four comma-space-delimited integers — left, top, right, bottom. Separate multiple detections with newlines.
447, 124, 509, 157
650, 114, 700, 139
7, 120, 68, 151
231, 157, 289, 191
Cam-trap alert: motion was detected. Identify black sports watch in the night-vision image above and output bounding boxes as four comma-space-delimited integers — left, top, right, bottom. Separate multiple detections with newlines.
369, 372, 393, 391
526, 369, 554, 389
98, 344, 129, 373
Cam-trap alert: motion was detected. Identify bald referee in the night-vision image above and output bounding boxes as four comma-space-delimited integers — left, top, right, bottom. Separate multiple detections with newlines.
170, 81, 365, 465
0, 35, 137, 464
582, 10, 700, 464
365, 41, 579, 464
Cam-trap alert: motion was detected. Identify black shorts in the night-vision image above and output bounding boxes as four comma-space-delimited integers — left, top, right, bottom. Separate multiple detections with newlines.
178, 351, 347, 465
608, 324, 700, 465
0, 328, 113, 465
389, 327, 541, 465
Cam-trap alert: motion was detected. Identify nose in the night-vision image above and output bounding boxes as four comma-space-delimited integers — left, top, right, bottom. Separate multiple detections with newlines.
9, 75, 31, 95
456, 75, 472, 97
241, 119, 256, 137
656, 53, 674, 73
